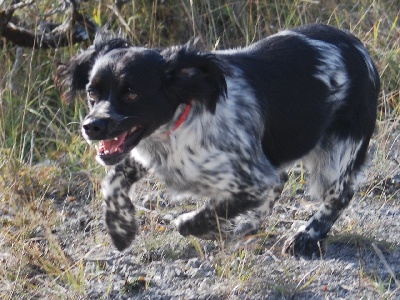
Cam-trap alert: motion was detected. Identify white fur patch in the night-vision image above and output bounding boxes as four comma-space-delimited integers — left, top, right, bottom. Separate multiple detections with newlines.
307, 38, 349, 102
304, 138, 363, 199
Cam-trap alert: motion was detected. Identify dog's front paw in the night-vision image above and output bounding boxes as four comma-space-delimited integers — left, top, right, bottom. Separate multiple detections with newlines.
105, 207, 137, 251
103, 181, 137, 251
282, 230, 324, 257
102, 169, 139, 251
173, 211, 198, 236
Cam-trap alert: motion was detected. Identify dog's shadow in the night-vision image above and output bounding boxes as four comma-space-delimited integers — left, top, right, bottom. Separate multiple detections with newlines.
323, 233, 398, 262
245, 231, 399, 267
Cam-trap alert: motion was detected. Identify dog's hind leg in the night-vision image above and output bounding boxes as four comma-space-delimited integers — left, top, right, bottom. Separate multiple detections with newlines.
231, 173, 288, 237
102, 157, 147, 251
283, 137, 368, 257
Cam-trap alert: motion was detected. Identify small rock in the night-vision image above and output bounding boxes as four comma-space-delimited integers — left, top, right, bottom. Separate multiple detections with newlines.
162, 213, 174, 223
34, 225, 45, 237
344, 263, 355, 270
185, 258, 202, 269
199, 278, 211, 289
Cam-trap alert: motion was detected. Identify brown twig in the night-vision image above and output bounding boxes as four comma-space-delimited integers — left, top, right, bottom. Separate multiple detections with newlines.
0, 0, 98, 49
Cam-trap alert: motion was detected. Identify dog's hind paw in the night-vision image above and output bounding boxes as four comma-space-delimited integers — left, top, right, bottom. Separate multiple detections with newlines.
282, 230, 325, 258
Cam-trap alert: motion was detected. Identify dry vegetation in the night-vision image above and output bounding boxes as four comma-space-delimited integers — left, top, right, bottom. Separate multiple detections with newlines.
0, 0, 399, 299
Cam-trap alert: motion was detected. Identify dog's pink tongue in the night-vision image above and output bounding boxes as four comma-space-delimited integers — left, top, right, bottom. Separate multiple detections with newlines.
101, 132, 128, 154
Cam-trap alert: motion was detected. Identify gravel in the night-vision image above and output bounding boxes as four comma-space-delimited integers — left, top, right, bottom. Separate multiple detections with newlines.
46, 166, 400, 300
9, 135, 398, 299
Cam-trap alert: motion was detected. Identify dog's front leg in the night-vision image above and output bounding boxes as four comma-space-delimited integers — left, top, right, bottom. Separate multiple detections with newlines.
172, 161, 286, 240
102, 157, 147, 251
173, 194, 262, 240
173, 180, 285, 240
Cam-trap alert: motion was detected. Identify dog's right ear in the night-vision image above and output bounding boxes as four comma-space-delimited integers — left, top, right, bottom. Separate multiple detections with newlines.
55, 31, 131, 103
55, 47, 97, 103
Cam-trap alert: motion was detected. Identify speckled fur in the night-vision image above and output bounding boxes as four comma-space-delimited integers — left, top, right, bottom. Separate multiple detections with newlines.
57, 24, 380, 256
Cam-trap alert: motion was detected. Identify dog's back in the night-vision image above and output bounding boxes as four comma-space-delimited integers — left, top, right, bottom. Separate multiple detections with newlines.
218, 24, 379, 167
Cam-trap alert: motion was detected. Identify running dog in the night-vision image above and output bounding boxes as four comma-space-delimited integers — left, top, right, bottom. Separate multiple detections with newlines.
56, 24, 379, 256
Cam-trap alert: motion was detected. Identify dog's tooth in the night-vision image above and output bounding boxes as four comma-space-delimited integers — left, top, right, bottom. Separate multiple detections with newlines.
95, 143, 105, 154
114, 137, 118, 141
131, 126, 137, 133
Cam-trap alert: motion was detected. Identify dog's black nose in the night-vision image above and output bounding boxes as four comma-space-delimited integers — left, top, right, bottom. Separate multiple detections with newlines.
82, 118, 107, 139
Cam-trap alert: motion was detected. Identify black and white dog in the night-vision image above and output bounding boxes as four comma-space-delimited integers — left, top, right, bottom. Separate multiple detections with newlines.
56, 24, 379, 257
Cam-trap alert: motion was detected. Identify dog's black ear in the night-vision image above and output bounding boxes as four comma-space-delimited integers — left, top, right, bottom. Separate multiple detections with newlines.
55, 47, 97, 103
162, 46, 227, 113
55, 30, 131, 103
93, 30, 131, 55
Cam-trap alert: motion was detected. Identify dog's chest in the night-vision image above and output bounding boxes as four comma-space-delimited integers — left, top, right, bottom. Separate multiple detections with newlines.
131, 86, 265, 198
132, 137, 241, 199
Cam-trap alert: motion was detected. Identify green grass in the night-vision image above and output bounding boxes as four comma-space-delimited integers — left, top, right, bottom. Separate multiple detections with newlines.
0, 0, 399, 298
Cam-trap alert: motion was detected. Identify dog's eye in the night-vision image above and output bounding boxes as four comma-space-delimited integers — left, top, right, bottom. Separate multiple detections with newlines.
87, 90, 98, 101
125, 91, 138, 103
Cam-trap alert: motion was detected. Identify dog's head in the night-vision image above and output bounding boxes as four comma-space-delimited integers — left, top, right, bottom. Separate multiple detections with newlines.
56, 32, 227, 165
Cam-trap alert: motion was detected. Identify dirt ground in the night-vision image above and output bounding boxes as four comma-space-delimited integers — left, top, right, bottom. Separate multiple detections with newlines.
2, 132, 399, 300
45, 133, 400, 299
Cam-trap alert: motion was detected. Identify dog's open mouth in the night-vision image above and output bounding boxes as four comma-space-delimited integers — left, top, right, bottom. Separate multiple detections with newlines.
95, 126, 145, 164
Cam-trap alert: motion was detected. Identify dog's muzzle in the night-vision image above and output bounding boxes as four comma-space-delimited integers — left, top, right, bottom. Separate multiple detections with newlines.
82, 116, 145, 165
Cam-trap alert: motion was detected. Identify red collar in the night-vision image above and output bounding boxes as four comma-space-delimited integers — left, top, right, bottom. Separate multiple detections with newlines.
165, 102, 192, 136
